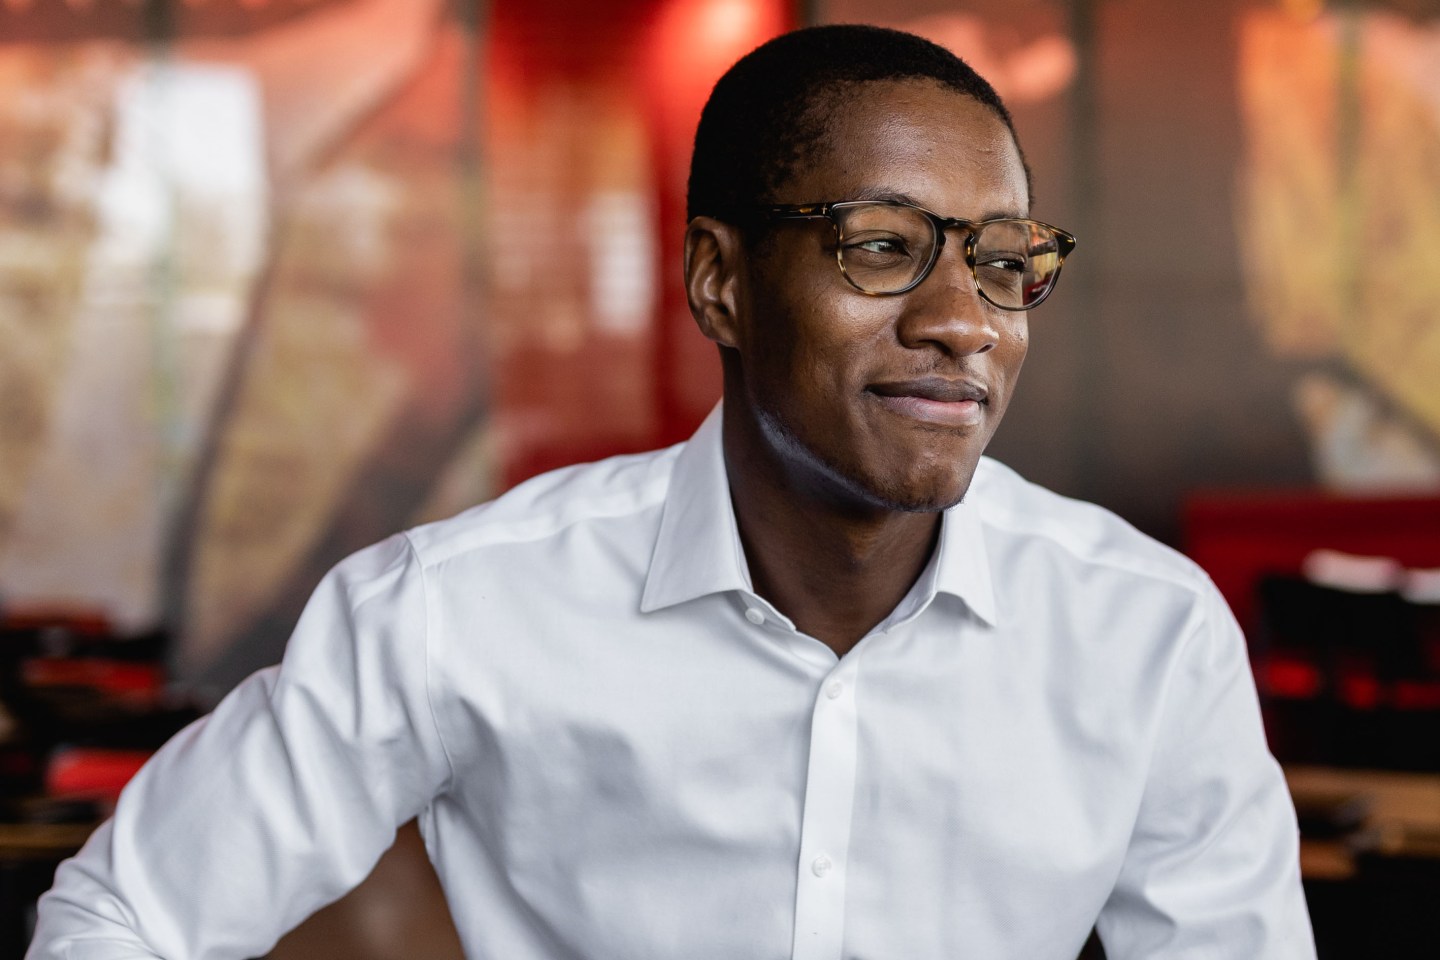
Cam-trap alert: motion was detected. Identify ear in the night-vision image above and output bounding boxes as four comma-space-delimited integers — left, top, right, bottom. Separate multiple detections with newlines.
683, 216, 747, 350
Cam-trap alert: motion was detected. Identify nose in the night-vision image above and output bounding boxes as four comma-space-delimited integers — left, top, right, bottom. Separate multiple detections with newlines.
894, 242, 1001, 357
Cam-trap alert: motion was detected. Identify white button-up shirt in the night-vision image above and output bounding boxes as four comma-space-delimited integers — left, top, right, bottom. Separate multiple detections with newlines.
31, 407, 1315, 960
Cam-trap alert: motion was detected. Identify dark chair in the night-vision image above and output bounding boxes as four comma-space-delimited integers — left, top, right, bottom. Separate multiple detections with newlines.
1255, 576, 1440, 770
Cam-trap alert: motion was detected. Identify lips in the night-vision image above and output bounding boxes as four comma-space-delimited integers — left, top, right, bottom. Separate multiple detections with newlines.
866, 377, 989, 428
869, 377, 988, 404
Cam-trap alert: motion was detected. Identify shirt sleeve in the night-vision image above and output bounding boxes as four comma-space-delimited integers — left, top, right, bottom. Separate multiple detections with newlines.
1096, 578, 1317, 958
27, 532, 454, 960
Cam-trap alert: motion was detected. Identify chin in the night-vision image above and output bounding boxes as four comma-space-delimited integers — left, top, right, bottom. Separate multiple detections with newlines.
859, 470, 973, 513
818, 450, 978, 515
851, 437, 985, 513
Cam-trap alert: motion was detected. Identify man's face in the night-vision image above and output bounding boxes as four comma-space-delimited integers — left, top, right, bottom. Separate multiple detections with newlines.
730, 78, 1032, 512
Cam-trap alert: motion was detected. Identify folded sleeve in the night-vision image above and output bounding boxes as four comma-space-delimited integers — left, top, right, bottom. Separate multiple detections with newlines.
28, 533, 454, 960
1097, 579, 1317, 958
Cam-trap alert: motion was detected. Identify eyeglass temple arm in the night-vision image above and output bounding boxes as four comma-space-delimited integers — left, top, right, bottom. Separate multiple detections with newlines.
761, 203, 831, 221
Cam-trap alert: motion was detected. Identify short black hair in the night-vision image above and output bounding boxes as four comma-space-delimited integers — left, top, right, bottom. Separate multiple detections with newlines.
686, 24, 1029, 222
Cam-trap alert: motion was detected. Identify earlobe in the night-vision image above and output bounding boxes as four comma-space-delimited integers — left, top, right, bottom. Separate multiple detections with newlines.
684, 216, 745, 350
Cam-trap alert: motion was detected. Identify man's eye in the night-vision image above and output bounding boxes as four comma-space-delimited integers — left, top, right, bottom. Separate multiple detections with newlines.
978, 253, 1027, 273
844, 234, 912, 258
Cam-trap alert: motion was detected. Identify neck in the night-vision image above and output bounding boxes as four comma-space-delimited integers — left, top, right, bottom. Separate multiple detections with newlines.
722, 406, 942, 659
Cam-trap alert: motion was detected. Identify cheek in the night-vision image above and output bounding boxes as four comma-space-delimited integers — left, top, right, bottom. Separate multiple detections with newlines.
999, 318, 1029, 376
785, 306, 897, 424
987, 319, 1030, 416
749, 274, 880, 407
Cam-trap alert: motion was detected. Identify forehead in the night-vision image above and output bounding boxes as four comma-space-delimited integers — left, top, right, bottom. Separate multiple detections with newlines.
782, 78, 1029, 218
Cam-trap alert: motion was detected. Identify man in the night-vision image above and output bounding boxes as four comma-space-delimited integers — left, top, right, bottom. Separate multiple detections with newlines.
30, 25, 1314, 960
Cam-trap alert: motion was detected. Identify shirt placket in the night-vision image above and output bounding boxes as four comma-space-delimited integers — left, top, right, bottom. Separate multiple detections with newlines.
790, 661, 860, 960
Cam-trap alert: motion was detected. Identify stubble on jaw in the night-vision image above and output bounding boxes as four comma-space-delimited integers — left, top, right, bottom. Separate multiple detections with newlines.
752, 401, 976, 517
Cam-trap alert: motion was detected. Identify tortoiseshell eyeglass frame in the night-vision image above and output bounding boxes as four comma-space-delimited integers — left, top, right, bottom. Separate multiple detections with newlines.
752, 199, 1077, 311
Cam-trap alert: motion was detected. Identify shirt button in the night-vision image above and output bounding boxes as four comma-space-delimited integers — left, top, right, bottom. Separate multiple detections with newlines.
744, 607, 766, 625
825, 679, 844, 699
811, 855, 833, 878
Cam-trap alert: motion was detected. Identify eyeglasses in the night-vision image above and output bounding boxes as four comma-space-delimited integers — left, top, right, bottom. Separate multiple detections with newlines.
754, 200, 1077, 311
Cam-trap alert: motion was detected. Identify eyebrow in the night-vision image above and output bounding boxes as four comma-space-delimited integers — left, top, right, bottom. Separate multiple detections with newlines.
843, 186, 1029, 221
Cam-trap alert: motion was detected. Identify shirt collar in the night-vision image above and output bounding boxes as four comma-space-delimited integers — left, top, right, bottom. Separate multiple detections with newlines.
932, 490, 998, 626
641, 403, 998, 627
641, 405, 752, 613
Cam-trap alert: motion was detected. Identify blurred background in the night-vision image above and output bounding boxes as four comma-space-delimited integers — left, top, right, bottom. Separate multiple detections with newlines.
0, 0, 1437, 957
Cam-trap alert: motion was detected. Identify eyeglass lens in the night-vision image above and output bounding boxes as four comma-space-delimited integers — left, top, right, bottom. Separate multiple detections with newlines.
833, 204, 1065, 308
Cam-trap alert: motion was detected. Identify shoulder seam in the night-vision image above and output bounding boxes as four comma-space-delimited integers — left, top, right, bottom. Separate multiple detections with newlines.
405, 531, 457, 791
977, 499, 1208, 595
410, 470, 672, 570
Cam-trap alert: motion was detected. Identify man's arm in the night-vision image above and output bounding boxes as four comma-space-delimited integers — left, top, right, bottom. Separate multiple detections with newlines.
1097, 579, 1316, 958
28, 533, 453, 960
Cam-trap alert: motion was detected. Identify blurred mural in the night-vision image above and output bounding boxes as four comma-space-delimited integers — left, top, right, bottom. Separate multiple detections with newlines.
1, 0, 1438, 694
0, 0, 791, 691
1238, 3, 1440, 490
0, 0, 475, 688
828, 0, 1078, 106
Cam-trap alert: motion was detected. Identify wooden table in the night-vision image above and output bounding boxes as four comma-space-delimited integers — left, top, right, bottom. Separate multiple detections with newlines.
0, 822, 97, 862
1285, 765, 1440, 880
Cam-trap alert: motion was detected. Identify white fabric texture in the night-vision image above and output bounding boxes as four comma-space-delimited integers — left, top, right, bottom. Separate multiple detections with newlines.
30, 406, 1315, 960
